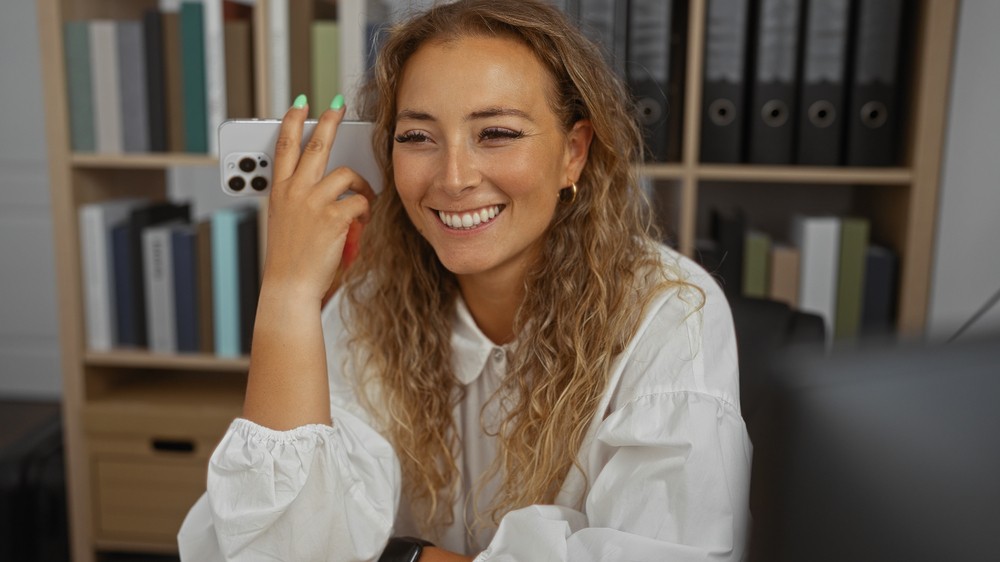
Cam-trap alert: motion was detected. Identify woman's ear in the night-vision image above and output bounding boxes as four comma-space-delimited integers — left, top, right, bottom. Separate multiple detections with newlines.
564, 119, 594, 184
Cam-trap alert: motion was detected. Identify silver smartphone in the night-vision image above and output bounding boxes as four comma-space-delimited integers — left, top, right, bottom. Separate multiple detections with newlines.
217, 119, 383, 196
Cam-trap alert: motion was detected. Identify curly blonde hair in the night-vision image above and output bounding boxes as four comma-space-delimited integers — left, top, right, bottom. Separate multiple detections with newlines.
343, 0, 690, 538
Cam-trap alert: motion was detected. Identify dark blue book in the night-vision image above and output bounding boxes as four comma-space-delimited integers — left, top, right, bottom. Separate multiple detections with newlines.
861, 245, 898, 338
237, 208, 260, 355
171, 224, 199, 353
111, 221, 137, 347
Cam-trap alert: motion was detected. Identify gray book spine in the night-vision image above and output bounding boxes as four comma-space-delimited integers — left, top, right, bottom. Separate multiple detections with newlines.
117, 20, 151, 153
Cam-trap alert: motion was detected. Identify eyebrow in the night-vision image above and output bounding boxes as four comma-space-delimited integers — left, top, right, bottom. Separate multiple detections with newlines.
395, 107, 535, 124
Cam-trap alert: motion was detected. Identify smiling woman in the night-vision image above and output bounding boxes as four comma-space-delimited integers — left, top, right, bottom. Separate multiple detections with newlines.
177, 1, 751, 561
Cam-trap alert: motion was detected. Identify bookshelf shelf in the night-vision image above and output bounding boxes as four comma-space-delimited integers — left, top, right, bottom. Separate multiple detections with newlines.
694, 165, 914, 186
36, 0, 958, 560
84, 350, 250, 372
71, 153, 217, 169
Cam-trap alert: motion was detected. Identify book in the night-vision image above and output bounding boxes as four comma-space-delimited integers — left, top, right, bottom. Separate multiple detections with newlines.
111, 222, 136, 347
861, 244, 898, 338
116, 20, 151, 153
196, 218, 215, 353
311, 20, 340, 118
742, 229, 772, 298
171, 223, 201, 353
143, 220, 185, 353
237, 208, 260, 355
211, 206, 250, 357
201, 0, 227, 154
267, 0, 290, 116
90, 20, 124, 153
710, 207, 747, 297
223, 17, 254, 119
834, 217, 870, 341
78, 198, 149, 351
768, 244, 800, 308
180, 1, 208, 152
792, 215, 841, 344
125, 201, 192, 347
289, 0, 315, 109
162, 9, 187, 151
63, 21, 96, 152
143, 8, 168, 152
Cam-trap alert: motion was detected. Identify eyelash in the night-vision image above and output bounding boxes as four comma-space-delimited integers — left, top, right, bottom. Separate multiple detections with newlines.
393, 128, 526, 144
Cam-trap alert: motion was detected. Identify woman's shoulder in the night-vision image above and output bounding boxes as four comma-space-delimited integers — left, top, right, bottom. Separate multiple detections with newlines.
612, 242, 740, 408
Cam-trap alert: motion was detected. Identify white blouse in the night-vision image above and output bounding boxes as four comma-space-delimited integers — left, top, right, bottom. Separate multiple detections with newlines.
178, 245, 751, 561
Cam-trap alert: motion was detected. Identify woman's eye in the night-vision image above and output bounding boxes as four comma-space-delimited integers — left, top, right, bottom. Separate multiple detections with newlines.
479, 127, 525, 141
394, 131, 430, 143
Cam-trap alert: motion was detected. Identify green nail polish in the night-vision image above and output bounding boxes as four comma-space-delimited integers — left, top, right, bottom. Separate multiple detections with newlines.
292, 94, 307, 109
330, 94, 345, 110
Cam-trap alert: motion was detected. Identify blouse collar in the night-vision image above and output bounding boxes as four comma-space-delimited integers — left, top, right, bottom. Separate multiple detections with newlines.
450, 296, 504, 386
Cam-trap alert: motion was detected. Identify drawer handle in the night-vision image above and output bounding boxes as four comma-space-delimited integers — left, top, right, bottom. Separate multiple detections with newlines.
151, 438, 195, 453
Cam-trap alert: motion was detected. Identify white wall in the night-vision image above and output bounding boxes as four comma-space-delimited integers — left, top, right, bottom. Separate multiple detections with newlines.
927, 0, 1000, 342
0, 1, 62, 398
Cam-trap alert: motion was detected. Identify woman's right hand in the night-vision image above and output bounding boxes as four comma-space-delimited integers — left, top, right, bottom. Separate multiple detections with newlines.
243, 95, 377, 430
261, 95, 377, 306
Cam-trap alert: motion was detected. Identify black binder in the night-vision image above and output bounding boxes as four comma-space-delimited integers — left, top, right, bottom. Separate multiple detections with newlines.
700, 0, 752, 163
578, 0, 629, 76
747, 0, 803, 164
628, 0, 686, 162
237, 207, 260, 355
709, 207, 747, 297
796, 0, 852, 166
845, 0, 906, 167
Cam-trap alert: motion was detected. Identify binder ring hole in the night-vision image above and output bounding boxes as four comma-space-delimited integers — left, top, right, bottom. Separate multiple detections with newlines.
809, 100, 837, 128
636, 97, 663, 124
708, 99, 737, 127
761, 100, 789, 128
860, 101, 888, 129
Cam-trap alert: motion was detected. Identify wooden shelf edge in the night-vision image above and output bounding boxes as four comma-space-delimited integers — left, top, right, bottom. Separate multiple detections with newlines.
85, 350, 250, 372
71, 153, 218, 169
695, 164, 914, 185
636, 163, 687, 179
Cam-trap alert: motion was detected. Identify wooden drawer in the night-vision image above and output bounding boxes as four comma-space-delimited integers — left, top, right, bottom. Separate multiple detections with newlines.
84, 399, 240, 548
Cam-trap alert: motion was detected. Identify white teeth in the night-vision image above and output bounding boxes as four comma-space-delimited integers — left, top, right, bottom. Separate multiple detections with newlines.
438, 205, 503, 230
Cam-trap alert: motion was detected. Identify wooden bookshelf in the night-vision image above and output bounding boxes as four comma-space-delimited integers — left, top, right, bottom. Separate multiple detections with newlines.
36, 0, 958, 560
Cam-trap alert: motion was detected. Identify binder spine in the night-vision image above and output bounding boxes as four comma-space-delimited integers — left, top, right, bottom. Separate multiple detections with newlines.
748, 0, 802, 164
700, 0, 751, 163
796, 0, 851, 166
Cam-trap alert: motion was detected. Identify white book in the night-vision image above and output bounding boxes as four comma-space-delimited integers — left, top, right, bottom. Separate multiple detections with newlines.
793, 215, 841, 345
90, 20, 123, 153
79, 198, 149, 351
143, 221, 183, 353
269, 0, 290, 117
201, 0, 227, 154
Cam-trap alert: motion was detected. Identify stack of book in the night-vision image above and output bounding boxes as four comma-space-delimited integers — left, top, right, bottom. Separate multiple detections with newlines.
62, 0, 256, 155
78, 198, 261, 357
698, 209, 898, 344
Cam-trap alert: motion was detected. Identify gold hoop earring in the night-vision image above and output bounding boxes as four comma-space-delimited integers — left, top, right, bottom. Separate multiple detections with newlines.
559, 182, 578, 204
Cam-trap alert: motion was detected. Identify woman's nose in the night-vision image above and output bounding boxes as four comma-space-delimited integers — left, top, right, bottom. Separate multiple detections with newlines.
437, 141, 480, 197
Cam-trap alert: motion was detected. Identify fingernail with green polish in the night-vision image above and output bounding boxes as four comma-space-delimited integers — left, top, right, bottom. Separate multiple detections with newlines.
330, 94, 345, 111
292, 94, 308, 109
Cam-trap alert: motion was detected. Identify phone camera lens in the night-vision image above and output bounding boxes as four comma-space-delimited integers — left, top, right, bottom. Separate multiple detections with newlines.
239, 157, 257, 172
251, 176, 269, 191
228, 176, 246, 192
259, 159, 268, 168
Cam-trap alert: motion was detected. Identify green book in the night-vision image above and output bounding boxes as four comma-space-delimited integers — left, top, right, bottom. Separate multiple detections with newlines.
742, 229, 771, 298
64, 21, 95, 152
311, 20, 340, 119
834, 217, 870, 341
180, 2, 207, 153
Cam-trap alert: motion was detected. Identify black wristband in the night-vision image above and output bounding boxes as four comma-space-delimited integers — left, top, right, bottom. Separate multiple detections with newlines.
378, 536, 435, 562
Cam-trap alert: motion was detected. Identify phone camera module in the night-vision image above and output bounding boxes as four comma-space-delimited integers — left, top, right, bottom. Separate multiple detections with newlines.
239, 157, 257, 172
251, 176, 269, 191
228, 176, 247, 192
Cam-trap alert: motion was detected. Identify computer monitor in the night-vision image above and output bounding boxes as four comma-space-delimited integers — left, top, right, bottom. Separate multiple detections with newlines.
747, 335, 1000, 562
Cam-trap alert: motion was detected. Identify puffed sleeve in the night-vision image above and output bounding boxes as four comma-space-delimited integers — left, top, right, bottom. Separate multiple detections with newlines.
178, 294, 401, 561
473, 254, 751, 561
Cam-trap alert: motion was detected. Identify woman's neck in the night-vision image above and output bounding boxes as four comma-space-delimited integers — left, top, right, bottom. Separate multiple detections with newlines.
457, 269, 526, 345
